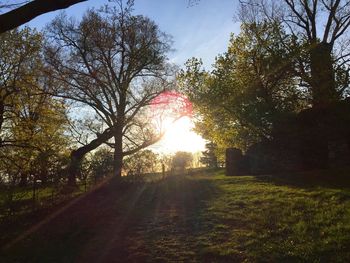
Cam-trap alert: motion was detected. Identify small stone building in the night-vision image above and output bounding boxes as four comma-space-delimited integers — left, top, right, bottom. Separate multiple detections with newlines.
225, 99, 350, 176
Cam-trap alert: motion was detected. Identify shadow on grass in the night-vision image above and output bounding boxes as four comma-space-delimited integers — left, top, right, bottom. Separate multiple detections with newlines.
0, 175, 220, 263
252, 168, 350, 191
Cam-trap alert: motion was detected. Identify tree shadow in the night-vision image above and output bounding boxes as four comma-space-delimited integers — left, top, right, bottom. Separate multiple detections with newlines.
253, 168, 350, 191
1, 175, 220, 262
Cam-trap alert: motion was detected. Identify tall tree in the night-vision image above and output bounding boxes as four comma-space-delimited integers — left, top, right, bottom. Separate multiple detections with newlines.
200, 142, 218, 168
4, 88, 69, 186
0, 28, 70, 186
179, 22, 305, 151
0, 27, 42, 148
239, 0, 350, 107
45, 1, 173, 183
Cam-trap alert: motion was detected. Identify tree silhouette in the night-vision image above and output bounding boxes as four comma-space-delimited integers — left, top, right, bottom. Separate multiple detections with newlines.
200, 142, 218, 168
0, 0, 87, 34
45, 2, 173, 183
239, 0, 350, 107
171, 151, 193, 172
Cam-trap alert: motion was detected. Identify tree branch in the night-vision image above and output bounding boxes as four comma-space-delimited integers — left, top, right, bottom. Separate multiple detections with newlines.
0, 0, 87, 33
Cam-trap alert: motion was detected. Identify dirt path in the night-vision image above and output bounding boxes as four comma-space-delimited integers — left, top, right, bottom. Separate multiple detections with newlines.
1, 175, 219, 262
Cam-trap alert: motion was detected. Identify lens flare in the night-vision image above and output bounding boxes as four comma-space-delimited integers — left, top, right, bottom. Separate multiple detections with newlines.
150, 91, 205, 153
151, 91, 193, 119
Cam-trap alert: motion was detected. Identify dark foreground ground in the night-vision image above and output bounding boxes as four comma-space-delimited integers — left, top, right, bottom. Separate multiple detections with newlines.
1, 170, 350, 262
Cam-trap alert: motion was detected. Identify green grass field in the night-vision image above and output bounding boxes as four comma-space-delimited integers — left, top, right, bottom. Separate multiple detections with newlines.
1, 170, 350, 262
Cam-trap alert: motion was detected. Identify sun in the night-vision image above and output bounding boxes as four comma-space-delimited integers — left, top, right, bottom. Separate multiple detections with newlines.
149, 91, 206, 153
151, 116, 206, 153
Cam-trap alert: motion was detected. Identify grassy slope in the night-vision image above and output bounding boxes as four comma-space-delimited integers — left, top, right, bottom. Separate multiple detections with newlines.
1, 170, 350, 262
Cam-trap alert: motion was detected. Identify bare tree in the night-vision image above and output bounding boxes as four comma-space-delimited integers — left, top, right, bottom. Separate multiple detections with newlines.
239, 0, 350, 107
0, 0, 87, 34
45, 1, 174, 184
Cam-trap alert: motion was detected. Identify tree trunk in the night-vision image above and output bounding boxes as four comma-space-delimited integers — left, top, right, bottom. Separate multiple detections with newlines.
19, 173, 28, 187
67, 151, 82, 187
0, 100, 4, 146
67, 127, 114, 186
113, 129, 123, 178
310, 42, 338, 107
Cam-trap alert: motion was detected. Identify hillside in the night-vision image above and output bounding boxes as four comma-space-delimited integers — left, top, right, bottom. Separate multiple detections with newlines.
1, 170, 350, 262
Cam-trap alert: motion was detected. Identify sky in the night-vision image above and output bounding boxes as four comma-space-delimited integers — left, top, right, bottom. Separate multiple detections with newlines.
27, 0, 240, 69
26, 0, 241, 153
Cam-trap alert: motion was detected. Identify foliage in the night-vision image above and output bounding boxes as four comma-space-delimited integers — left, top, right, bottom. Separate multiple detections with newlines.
123, 149, 159, 176
171, 151, 193, 171
87, 148, 114, 182
200, 142, 218, 168
0, 27, 42, 148
179, 21, 305, 151
7, 96, 69, 185
0, 28, 70, 187
238, 0, 350, 106
158, 153, 173, 172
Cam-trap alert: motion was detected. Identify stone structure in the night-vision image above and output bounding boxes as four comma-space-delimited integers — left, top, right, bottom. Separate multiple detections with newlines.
225, 99, 350, 176
226, 148, 249, 176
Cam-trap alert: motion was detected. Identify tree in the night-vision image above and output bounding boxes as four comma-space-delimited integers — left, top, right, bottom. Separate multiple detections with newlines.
88, 148, 114, 182
238, 0, 350, 107
0, 0, 87, 34
200, 142, 218, 168
171, 151, 193, 172
0, 27, 43, 148
0, 28, 70, 187
158, 153, 173, 173
3, 90, 70, 186
123, 149, 159, 176
45, 1, 173, 184
179, 21, 305, 151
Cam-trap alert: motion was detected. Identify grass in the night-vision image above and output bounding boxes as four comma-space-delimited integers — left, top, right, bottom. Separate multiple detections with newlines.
195, 173, 350, 262
1, 169, 350, 262
0, 185, 57, 219
0, 182, 88, 249
0, 181, 94, 217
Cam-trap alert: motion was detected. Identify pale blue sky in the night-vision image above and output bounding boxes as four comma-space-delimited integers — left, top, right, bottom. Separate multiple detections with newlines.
27, 0, 240, 69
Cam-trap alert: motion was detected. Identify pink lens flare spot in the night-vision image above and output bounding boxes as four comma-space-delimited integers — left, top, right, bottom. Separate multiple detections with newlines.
151, 91, 193, 117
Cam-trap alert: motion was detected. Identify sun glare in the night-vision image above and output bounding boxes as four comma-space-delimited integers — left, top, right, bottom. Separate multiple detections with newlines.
151, 116, 206, 153
149, 91, 206, 153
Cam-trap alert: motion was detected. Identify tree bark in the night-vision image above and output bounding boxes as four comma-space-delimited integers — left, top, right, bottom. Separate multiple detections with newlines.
19, 172, 28, 187
67, 127, 114, 186
0, 0, 87, 34
67, 152, 81, 187
310, 42, 338, 107
0, 100, 4, 147
113, 128, 123, 178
